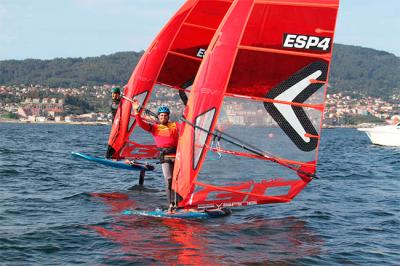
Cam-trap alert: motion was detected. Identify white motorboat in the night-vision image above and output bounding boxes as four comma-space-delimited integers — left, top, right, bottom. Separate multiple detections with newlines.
358, 123, 400, 146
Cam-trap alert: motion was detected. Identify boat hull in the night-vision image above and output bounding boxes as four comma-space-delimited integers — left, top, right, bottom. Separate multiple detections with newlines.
358, 126, 400, 146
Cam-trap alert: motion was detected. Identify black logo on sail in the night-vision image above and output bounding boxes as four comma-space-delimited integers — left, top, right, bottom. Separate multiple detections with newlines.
264, 61, 328, 152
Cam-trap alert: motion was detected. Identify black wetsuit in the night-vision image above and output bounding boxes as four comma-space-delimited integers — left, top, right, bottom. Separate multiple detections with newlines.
111, 99, 121, 122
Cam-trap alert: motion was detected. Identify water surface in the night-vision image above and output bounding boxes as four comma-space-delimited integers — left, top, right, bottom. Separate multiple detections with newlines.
0, 124, 399, 265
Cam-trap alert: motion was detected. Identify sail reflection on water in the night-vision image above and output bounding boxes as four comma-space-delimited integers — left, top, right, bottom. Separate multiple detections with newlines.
88, 192, 322, 264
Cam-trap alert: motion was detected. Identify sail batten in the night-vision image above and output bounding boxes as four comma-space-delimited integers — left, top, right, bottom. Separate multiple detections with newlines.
255, 0, 339, 8
168, 51, 203, 62
239, 45, 332, 59
224, 92, 325, 110
183, 22, 217, 31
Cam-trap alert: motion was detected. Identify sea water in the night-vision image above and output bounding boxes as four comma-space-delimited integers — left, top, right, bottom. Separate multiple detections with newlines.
0, 123, 399, 265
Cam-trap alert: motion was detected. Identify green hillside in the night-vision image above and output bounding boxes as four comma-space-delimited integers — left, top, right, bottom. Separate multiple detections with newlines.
1, 44, 399, 99
330, 44, 400, 98
0, 51, 142, 88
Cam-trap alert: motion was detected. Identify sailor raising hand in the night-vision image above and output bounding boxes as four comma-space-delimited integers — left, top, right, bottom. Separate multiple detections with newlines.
132, 103, 183, 213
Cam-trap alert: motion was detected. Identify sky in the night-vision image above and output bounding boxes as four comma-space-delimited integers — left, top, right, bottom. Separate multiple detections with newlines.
0, 0, 399, 60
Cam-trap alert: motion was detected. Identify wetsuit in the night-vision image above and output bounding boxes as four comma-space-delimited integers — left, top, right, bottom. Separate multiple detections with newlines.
111, 99, 121, 122
135, 113, 181, 205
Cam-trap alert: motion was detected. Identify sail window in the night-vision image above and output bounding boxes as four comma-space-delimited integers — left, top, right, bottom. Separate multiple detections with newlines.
128, 91, 148, 132
193, 108, 216, 169
264, 186, 291, 197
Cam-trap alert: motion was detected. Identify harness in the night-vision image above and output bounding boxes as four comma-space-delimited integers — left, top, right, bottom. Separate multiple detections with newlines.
158, 147, 176, 163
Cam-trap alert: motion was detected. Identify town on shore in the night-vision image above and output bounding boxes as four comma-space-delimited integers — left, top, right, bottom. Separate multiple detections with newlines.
1, 84, 399, 127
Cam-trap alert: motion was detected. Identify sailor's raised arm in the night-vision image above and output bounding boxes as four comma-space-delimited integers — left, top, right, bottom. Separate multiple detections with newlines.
132, 100, 153, 132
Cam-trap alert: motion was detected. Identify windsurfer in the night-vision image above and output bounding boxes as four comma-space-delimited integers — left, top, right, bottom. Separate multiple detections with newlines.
110, 87, 122, 122
131, 101, 182, 212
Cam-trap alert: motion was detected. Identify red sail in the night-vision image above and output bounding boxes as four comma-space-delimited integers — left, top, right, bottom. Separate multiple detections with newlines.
173, 0, 340, 209
107, 0, 233, 160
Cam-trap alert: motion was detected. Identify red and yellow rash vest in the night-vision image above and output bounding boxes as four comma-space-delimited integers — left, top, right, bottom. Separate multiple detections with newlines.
135, 114, 181, 148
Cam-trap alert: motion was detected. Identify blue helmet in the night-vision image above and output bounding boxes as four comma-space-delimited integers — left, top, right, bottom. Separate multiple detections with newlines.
157, 106, 170, 114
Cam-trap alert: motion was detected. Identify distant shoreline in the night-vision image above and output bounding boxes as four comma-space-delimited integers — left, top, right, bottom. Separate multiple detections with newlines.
0, 119, 110, 126
323, 125, 360, 129
0, 118, 363, 128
